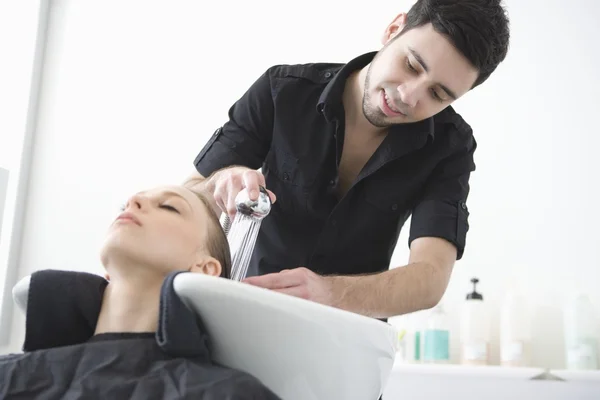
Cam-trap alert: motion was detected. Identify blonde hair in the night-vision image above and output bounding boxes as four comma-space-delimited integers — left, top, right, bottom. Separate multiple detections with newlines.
193, 192, 232, 279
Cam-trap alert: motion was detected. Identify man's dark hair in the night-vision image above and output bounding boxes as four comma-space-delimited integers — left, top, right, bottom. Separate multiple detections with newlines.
195, 193, 232, 279
401, 0, 510, 88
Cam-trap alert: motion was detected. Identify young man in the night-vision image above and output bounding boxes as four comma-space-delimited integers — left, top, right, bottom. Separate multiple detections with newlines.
185, 0, 510, 319
1, 185, 281, 399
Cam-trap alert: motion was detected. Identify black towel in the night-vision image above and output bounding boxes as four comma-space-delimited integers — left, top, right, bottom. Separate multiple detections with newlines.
23, 269, 108, 352
22, 269, 211, 360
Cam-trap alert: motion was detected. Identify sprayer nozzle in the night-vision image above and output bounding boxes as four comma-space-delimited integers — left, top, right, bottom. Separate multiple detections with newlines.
235, 186, 271, 220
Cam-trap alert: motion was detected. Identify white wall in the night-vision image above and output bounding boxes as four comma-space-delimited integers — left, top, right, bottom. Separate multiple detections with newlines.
0, 0, 47, 345
0, 0, 599, 379
0, 168, 9, 245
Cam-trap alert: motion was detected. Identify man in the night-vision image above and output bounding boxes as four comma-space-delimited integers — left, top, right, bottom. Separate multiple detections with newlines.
184, 0, 510, 319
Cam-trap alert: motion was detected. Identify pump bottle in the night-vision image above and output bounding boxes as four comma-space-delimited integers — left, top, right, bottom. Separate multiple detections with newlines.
460, 278, 490, 366
423, 303, 451, 364
499, 279, 532, 367
564, 291, 599, 370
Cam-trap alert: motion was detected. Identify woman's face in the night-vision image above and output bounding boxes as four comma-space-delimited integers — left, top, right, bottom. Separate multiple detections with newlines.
100, 185, 221, 277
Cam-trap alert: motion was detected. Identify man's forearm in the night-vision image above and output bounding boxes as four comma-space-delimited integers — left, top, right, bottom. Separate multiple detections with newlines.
328, 261, 452, 318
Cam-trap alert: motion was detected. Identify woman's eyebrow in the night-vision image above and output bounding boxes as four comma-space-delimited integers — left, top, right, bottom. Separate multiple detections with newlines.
162, 191, 192, 211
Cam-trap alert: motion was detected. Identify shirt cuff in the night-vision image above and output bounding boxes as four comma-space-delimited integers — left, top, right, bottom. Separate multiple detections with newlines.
408, 198, 470, 260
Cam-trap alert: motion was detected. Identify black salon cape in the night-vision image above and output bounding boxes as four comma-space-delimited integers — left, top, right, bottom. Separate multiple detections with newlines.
0, 270, 281, 400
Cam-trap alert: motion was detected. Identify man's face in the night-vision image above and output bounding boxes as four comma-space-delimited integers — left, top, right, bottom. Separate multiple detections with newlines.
362, 21, 479, 126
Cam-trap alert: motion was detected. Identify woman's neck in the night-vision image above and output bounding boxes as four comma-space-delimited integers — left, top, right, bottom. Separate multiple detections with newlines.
94, 269, 164, 335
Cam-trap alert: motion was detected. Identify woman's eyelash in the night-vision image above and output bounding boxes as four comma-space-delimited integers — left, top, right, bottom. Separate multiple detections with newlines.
160, 204, 179, 213
119, 203, 179, 213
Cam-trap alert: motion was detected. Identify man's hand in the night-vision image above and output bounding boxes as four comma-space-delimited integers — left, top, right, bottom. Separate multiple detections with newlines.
184, 168, 276, 218
243, 237, 456, 318
243, 267, 337, 307
209, 167, 276, 217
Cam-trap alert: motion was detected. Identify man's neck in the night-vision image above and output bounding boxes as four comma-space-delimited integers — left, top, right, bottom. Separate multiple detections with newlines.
94, 268, 164, 335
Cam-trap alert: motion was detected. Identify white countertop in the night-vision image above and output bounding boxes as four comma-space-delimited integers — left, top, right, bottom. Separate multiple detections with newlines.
385, 361, 600, 400
391, 360, 600, 382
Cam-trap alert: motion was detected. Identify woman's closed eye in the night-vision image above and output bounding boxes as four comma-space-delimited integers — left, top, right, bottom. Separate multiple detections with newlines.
160, 204, 179, 213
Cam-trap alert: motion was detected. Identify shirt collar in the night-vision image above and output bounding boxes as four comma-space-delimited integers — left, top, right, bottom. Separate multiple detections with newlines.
316, 51, 377, 119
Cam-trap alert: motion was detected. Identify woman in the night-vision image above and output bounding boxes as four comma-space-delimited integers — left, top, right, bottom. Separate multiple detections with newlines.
1, 184, 280, 400
96, 184, 231, 336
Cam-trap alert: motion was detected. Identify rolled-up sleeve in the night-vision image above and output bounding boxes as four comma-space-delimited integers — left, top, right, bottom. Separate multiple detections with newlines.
408, 135, 477, 260
194, 68, 276, 177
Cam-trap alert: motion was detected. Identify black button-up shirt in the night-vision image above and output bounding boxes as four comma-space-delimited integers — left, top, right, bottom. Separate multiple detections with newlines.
194, 52, 475, 278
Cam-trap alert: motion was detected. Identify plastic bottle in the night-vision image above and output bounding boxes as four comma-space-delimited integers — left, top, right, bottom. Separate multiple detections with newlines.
404, 313, 422, 364
401, 326, 420, 364
394, 327, 408, 363
564, 291, 599, 370
460, 278, 490, 366
413, 329, 422, 363
423, 303, 450, 364
499, 279, 532, 367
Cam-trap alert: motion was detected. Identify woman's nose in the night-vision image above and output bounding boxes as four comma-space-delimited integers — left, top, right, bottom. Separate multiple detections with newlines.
124, 193, 148, 211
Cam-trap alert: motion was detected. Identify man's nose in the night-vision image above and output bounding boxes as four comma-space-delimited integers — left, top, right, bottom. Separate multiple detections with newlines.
396, 81, 423, 109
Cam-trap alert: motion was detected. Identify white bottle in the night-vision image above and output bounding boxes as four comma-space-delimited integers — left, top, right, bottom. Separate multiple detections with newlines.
460, 278, 490, 366
499, 280, 532, 367
564, 291, 599, 370
423, 303, 450, 364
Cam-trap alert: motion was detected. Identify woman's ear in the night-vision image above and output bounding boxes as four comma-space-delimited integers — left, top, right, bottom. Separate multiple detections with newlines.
190, 257, 222, 277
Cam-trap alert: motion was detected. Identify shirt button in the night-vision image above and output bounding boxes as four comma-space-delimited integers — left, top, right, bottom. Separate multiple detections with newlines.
283, 172, 290, 181
329, 180, 335, 186
461, 202, 467, 210
391, 203, 398, 211
325, 71, 332, 78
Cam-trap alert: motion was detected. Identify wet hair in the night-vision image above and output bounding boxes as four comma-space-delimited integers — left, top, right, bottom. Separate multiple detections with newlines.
194, 192, 232, 279
399, 0, 510, 88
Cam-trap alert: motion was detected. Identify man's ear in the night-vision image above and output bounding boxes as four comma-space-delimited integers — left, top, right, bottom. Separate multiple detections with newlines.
190, 257, 222, 277
382, 12, 407, 45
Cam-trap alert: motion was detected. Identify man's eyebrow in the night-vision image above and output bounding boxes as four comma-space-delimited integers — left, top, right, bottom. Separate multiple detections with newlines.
408, 47, 458, 100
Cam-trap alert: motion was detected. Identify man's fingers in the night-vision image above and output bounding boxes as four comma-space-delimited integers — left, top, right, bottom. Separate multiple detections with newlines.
213, 168, 274, 211
266, 189, 277, 204
243, 270, 304, 289
242, 170, 277, 203
242, 170, 263, 201
213, 191, 227, 216
224, 177, 244, 217
256, 171, 267, 188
